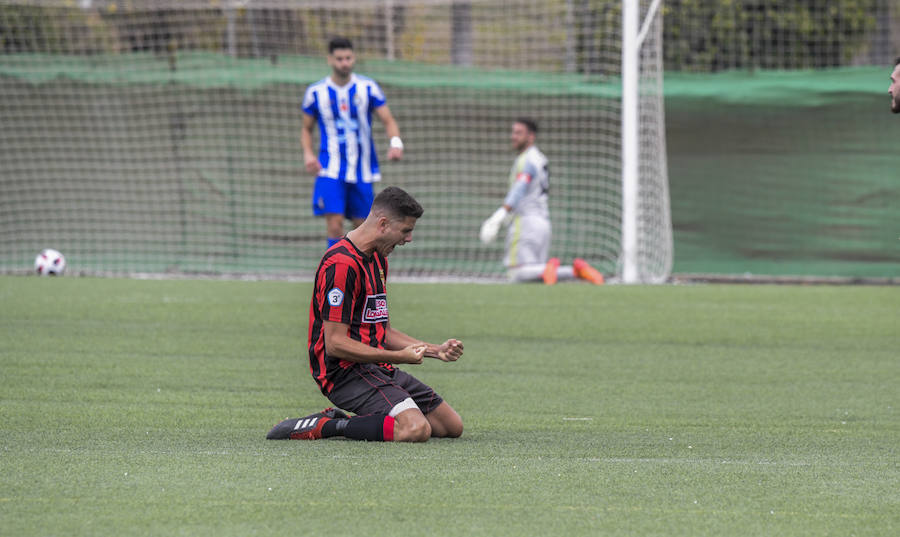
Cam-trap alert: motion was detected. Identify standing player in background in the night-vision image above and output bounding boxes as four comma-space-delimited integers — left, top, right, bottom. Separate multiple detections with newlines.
889, 57, 900, 114
301, 37, 404, 248
479, 118, 605, 285
267, 187, 464, 443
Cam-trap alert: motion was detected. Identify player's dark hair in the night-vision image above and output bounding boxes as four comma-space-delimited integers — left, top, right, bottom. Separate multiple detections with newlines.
373, 186, 424, 220
329, 37, 353, 54
515, 117, 539, 134
895, 56, 900, 66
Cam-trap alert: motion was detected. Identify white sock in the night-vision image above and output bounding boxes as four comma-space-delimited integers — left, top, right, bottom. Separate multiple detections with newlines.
508, 264, 576, 282
508, 264, 545, 282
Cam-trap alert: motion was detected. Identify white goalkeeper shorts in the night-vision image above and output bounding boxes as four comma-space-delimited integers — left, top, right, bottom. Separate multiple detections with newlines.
504, 215, 551, 268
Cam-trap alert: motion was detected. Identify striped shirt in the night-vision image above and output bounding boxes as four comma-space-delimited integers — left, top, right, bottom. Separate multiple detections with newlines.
308, 237, 391, 394
302, 74, 387, 183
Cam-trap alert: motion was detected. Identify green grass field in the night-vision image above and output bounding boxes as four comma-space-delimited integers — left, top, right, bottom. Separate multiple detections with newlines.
2, 276, 898, 536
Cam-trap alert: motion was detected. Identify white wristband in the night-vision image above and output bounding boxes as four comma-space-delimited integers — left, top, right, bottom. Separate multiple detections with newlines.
390, 136, 404, 150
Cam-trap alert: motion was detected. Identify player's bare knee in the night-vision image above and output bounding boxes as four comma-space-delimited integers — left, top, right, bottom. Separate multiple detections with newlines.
428, 404, 463, 438
445, 420, 463, 438
396, 418, 431, 442
324, 214, 344, 237
436, 416, 463, 438
409, 419, 432, 442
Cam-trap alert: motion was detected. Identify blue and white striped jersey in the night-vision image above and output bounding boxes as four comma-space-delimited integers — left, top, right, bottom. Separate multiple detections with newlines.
302, 74, 387, 183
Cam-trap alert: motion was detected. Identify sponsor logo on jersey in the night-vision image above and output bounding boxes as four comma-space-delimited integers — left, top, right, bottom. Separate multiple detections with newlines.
363, 293, 389, 323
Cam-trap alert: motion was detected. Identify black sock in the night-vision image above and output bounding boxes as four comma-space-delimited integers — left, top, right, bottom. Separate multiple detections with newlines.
320, 418, 348, 439
322, 414, 393, 441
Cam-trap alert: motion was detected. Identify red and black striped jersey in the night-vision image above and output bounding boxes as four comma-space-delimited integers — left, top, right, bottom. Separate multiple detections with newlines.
307, 237, 391, 393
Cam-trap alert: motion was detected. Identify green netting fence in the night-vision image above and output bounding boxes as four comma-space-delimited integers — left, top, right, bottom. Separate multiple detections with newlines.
665, 67, 898, 279
1, 53, 897, 279
0, 51, 637, 278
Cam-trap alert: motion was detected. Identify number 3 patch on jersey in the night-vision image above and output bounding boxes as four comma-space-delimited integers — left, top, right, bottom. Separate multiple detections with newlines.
327, 288, 344, 307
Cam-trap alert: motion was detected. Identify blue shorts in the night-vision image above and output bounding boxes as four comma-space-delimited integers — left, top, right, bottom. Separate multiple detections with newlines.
312, 177, 374, 220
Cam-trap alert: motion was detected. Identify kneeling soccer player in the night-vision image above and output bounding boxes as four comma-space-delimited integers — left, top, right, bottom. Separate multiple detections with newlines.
267, 186, 464, 442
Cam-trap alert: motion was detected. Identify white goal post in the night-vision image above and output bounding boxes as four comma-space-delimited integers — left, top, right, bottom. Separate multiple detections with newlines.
621, 0, 672, 283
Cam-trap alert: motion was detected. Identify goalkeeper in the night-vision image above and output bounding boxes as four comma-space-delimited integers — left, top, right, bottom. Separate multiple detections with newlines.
479, 118, 604, 285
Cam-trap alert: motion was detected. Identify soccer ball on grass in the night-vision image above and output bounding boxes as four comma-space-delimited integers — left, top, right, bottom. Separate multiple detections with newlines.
34, 248, 66, 276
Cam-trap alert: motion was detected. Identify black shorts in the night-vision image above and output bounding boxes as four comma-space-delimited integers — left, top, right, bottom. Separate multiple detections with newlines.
325, 363, 444, 416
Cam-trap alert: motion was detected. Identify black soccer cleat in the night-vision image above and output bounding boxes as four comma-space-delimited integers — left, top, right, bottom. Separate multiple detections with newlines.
266, 407, 350, 440
320, 407, 350, 420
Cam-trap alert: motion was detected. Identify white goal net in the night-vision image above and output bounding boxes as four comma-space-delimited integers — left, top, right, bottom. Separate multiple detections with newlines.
0, 0, 672, 282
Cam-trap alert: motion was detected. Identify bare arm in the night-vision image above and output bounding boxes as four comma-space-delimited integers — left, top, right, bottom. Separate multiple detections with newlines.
374, 105, 403, 161
323, 320, 425, 365
384, 322, 464, 362
301, 113, 321, 175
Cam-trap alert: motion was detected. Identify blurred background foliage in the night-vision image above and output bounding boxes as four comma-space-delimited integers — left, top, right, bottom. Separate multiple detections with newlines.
0, 1, 892, 72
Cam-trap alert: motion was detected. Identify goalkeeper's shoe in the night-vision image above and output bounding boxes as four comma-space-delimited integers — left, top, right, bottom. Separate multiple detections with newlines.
573, 258, 605, 285
266, 407, 349, 440
542, 257, 560, 285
